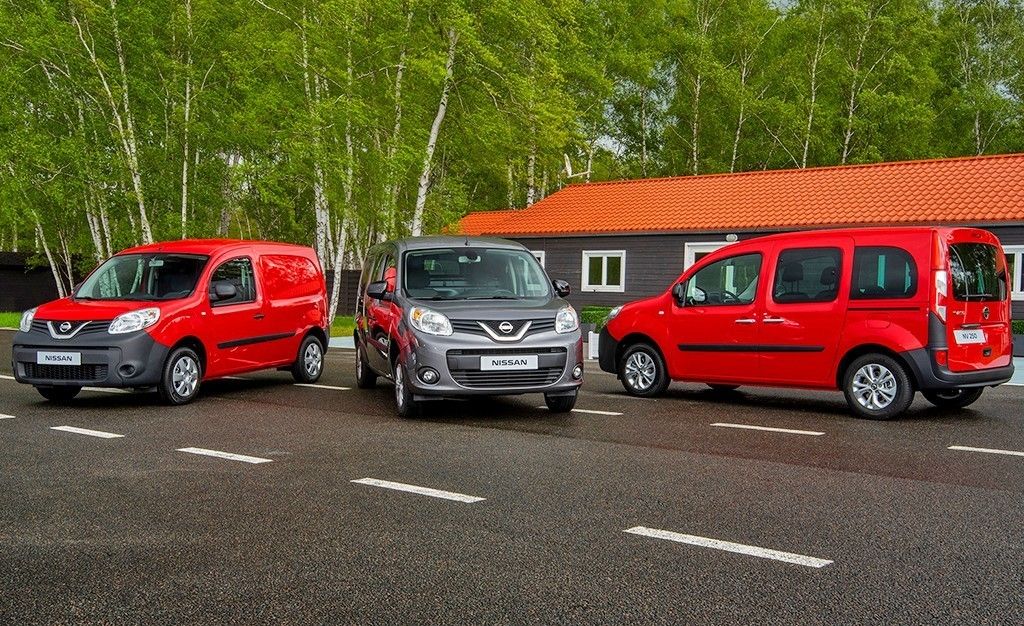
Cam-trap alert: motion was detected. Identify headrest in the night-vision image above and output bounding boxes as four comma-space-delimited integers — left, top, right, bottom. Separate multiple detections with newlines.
781, 262, 804, 283
407, 266, 429, 289
819, 266, 837, 287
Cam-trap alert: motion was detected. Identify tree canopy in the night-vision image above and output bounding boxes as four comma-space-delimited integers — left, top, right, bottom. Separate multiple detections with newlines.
1, 0, 1022, 306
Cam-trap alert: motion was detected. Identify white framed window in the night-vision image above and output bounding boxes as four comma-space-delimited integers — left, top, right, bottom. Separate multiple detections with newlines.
1005, 245, 1023, 301
684, 241, 734, 269
581, 250, 626, 292
532, 250, 546, 267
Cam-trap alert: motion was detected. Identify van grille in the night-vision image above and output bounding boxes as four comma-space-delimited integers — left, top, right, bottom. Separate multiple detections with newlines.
32, 320, 111, 338
450, 318, 557, 339
451, 369, 562, 388
23, 363, 108, 382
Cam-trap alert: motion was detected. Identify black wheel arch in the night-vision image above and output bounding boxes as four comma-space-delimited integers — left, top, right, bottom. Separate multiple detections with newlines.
835, 344, 918, 390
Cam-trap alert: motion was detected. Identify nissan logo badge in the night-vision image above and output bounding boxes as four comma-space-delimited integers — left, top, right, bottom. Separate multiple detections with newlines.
498, 321, 514, 334
982, 306, 990, 320
59, 322, 72, 333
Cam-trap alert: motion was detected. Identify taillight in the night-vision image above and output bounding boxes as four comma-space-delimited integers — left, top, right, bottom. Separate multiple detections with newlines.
934, 350, 948, 367
933, 269, 948, 323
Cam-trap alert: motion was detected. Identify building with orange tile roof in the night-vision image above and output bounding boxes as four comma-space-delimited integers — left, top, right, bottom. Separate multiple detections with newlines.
457, 154, 1024, 315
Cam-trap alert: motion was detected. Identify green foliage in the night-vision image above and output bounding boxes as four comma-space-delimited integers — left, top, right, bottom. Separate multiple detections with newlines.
0, 313, 23, 329
0, 0, 1022, 295
580, 306, 614, 330
1013, 320, 1024, 335
331, 315, 356, 338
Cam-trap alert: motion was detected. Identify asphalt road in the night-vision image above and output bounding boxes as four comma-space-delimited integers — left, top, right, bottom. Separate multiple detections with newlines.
1, 329, 1022, 625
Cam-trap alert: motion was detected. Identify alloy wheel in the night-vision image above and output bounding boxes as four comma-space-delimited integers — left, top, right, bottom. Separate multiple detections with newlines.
304, 341, 323, 378
172, 355, 200, 398
624, 351, 657, 392
394, 364, 405, 408
851, 363, 897, 410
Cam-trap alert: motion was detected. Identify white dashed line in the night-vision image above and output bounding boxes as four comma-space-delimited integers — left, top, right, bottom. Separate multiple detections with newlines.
50, 425, 124, 439
711, 422, 824, 436
0, 374, 15, 381
351, 478, 485, 503
177, 447, 273, 464
295, 383, 351, 391
624, 526, 833, 568
536, 406, 624, 416
0, 413, 14, 419
948, 445, 1024, 458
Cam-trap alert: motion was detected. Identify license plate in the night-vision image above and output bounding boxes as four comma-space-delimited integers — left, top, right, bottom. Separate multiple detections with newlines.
480, 355, 538, 371
37, 351, 82, 366
953, 329, 986, 345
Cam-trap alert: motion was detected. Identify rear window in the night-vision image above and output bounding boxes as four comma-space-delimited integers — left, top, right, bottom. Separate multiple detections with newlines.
949, 243, 1005, 302
851, 247, 917, 300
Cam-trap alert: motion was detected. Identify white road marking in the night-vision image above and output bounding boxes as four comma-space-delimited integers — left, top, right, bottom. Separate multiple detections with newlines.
50, 425, 124, 439
351, 478, 485, 503
948, 445, 1024, 458
295, 383, 351, 391
177, 447, 273, 464
0, 374, 15, 381
536, 406, 624, 416
587, 392, 652, 401
711, 422, 824, 436
0, 413, 14, 419
624, 526, 833, 568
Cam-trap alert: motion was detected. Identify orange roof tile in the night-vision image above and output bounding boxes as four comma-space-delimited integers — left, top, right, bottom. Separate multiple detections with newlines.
457, 154, 1024, 236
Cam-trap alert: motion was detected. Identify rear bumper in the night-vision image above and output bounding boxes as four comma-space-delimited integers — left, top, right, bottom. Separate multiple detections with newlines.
904, 348, 1015, 390
11, 329, 167, 388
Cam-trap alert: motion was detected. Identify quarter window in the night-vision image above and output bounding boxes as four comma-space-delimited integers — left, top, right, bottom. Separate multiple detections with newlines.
581, 250, 625, 292
686, 253, 762, 306
851, 247, 917, 300
210, 257, 257, 306
772, 248, 842, 304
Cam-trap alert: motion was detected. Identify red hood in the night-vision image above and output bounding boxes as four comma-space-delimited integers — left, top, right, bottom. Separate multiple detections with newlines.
34, 298, 158, 321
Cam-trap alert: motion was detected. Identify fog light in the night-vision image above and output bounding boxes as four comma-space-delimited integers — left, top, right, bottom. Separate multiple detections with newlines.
419, 367, 439, 384
119, 364, 137, 377
572, 364, 583, 380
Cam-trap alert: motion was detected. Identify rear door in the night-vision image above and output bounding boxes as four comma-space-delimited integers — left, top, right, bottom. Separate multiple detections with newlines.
258, 253, 323, 364
946, 234, 1013, 372
669, 250, 766, 383
759, 241, 852, 387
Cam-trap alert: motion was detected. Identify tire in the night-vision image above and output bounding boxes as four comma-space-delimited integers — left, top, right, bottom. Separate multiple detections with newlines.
36, 386, 81, 404
393, 359, 419, 418
922, 388, 984, 410
545, 390, 578, 413
291, 335, 325, 384
707, 384, 740, 392
159, 347, 202, 406
842, 353, 914, 420
618, 343, 670, 397
355, 342, 377, 389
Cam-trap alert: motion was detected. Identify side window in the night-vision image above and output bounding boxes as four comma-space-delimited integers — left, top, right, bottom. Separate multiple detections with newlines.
210, 257, 257, 306
686, 253, 762, 306
772, 247, 842, 304
851, 247, 917, 300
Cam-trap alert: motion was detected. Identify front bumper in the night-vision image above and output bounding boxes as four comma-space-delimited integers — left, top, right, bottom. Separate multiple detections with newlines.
401, 328, 584, 398
598, 327, 619, 374
903, 348, 1015, 390
11, 327, 167, 388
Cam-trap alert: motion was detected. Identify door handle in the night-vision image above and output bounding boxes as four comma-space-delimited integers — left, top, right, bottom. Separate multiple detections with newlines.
253, 313, 265, 320
734, 318, 756, 324
763, 316, 786, 324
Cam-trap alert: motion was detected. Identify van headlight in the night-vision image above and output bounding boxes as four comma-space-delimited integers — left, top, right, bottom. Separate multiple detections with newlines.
19, 307, 37, 332
108, 308, 161, 335
607, 305, 623, 321
555, 305, 579, 334
409, 306, 452, 336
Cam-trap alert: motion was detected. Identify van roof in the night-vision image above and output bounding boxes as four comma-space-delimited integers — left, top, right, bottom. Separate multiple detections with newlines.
119, 239, 314, 256
385, 235, 528, 252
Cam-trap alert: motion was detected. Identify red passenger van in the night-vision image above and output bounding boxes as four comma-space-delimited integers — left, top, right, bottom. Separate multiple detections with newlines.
599, 227, 1014, 419
12, 240, 329, 405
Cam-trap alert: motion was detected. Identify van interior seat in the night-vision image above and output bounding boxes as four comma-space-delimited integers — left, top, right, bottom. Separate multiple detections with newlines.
775, 262, 809, 302
815, 266, 838, 301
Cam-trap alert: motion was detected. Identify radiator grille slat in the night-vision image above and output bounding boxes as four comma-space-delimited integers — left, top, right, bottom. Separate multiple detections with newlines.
24, 363, 108, 382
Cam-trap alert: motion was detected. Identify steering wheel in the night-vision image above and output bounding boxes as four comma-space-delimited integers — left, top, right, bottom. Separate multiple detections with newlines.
720, 290, 740, 304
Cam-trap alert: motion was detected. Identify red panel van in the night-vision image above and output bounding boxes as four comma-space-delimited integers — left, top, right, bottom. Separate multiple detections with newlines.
12, 240, 328, 405
599, 227, 1014, 419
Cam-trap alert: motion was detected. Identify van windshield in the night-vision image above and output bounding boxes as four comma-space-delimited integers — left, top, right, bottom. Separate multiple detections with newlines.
949, 243, 1005, 302
404, 247, 550, 300
75, 254, 209, 301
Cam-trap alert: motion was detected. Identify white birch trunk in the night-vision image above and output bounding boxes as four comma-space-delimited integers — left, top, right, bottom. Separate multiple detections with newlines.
411, 28, 458, 237
35, 219, 66, 298
327, 217, 348, 327
801, 7, 828, 169
386, 7, 414, 237
180, 0, 193, 238
525, 138, 537, 207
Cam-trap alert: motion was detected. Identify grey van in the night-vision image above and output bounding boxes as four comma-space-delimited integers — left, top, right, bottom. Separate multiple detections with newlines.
354, 236, 584, 417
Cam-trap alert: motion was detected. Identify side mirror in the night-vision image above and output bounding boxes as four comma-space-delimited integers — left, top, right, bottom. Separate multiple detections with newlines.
367, 280, 391, 301
552, 279, 571, 298
672, 282, 686, 306
211, 281, 237, 302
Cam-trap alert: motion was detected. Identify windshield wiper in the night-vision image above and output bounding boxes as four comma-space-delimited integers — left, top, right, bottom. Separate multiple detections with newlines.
466, 295, 525, 300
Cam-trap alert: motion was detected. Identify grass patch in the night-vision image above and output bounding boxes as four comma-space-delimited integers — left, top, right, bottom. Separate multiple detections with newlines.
332, 315, 356, 338
0, 312, 23, 329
